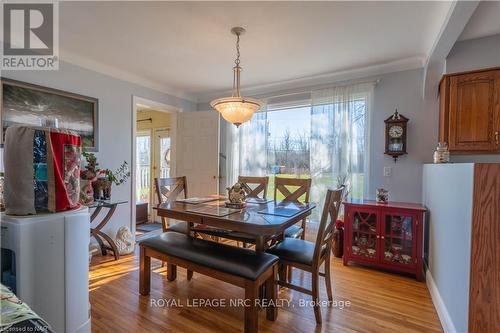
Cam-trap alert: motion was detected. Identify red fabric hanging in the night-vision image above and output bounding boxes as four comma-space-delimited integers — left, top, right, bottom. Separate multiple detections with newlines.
48, 131, 82, 212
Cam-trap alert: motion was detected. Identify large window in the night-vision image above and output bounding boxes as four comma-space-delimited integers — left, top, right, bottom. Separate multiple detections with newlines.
226, 83, 373, 220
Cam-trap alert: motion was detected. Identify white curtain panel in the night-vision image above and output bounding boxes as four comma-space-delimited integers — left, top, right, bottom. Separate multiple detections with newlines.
224, 104, 268, 187
225, 82, 373, 213
310, 82, 374, 205
238, 106, 268, 176
224, 120, 240, 188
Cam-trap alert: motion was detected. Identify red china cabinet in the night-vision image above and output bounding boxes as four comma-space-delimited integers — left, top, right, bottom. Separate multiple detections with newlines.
343, 199, 426, 281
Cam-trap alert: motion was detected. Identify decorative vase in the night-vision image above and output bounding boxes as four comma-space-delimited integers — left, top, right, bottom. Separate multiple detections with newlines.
332, 227, 344, 258
433, 142, 450, 163
93, 179, 112, 200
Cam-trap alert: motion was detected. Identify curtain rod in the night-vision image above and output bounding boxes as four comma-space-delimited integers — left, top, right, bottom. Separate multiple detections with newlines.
261, 78, 381, 101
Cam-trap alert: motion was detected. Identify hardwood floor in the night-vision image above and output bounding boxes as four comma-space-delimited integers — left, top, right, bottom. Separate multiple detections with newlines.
90, 232, 442, 333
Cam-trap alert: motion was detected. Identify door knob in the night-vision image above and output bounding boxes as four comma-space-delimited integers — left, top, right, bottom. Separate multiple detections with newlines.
495, 131, 499, 145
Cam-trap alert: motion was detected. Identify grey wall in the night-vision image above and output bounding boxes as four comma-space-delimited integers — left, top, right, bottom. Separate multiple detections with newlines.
2, 61, 196, 237
446, 34, 500, 74
370, 69, 437, 203
446, 34, 500, 163
422, 163, 473, 333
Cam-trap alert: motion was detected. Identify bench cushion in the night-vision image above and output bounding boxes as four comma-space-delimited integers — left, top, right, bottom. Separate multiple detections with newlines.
140, 232, 278, 280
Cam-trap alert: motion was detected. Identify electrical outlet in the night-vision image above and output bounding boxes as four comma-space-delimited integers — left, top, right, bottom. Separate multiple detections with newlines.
384, 166, 392, 177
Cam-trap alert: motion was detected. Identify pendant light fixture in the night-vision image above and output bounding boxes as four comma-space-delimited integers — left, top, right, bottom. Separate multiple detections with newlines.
210, 27, 263, 127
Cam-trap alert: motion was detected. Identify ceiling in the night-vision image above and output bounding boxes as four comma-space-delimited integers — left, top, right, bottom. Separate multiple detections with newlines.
59, 1, 454, 101
458, 1, 500, 41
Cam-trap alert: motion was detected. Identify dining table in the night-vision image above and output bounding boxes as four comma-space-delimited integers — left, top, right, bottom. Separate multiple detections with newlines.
155, 199, 316, 252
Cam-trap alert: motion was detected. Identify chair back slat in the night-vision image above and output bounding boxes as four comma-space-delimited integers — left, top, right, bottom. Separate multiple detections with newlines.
313, 187, 345, 264
154, 176, 188, 205
238, 176, 269, 199
274, 177, 311, 203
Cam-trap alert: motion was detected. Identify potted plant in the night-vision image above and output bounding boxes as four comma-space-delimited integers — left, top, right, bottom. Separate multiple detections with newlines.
332, 219, 344, 258
93, 161, 130, 200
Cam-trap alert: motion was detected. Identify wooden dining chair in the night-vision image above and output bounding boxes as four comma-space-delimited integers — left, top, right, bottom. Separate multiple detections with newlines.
274, 177, 312, 240
154, 176, 194, 278
238, 176, 269, 199
154, 176, 190, 233
266, 187, 344, 324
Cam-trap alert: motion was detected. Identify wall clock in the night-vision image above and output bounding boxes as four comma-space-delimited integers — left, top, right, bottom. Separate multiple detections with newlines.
384, 109, 408, 162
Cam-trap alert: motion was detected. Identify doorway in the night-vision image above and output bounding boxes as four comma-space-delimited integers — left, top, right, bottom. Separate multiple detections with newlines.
132, 97, 179, 239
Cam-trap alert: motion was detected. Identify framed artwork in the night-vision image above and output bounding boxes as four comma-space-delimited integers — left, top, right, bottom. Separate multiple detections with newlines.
1, 78, 99, 151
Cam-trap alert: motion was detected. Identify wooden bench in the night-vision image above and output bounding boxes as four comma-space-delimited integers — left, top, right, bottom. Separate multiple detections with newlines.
139, 232, 279, 333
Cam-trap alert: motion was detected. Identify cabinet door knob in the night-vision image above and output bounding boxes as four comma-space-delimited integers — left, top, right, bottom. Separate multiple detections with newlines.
376, 235, 380, 239
495, 131, 499, 145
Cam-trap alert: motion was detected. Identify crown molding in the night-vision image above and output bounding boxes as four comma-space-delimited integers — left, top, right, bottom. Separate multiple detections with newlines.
59, 48, 198, 103
59, 48, 425, 104
196, 55, 426, 102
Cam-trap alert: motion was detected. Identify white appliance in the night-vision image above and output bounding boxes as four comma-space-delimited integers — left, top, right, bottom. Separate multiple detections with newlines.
1, 207, 91, 333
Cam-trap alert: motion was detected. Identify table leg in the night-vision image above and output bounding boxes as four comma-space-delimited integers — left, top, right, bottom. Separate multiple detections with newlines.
255, 235, 268, 303
90, 204, 120, 260
93, 229, 120, 260
255, 236, 266, 252
185, 222, 194, 278
90, 206, 103, 222
91, 230, 107, 255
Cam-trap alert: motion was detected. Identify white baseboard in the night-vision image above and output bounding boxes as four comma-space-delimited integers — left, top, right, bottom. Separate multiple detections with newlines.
426, 270, 458, 333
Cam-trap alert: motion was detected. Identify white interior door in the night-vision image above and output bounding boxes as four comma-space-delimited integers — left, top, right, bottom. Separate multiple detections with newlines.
151, 128, 171, 222
177, 111, 219, 197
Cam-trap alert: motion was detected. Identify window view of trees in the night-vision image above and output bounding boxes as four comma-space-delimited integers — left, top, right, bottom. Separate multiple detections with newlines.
263, 100, 367, 203
266, 106, 312, 177
268, 129, 310, 175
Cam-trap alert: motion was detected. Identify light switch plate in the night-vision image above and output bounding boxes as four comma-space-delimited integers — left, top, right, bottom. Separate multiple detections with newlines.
384, 166, 392, 177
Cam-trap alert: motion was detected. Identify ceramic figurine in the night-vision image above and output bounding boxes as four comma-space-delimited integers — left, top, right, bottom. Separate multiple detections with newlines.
401, 254, 412, 264
225, 182, 247, 209
115, 226, 134, 255
376, 188, 389, 203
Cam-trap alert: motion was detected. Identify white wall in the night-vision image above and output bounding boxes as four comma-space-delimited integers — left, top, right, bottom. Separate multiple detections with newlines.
2, 61, 196, 237
445, 34, 500, 163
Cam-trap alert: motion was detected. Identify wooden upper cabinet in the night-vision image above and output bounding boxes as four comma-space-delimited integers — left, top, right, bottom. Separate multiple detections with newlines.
439, 68, 500, 153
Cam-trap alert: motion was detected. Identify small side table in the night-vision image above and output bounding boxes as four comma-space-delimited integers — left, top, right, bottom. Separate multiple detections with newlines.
88, 200, 127, 260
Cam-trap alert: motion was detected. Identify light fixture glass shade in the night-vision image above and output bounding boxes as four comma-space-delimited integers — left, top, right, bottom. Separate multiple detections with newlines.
210, 96, 262, 127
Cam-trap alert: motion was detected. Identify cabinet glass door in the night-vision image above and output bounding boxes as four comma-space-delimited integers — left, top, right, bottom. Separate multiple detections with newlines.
383, 214, 415, 265
351, 211, 378, 259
